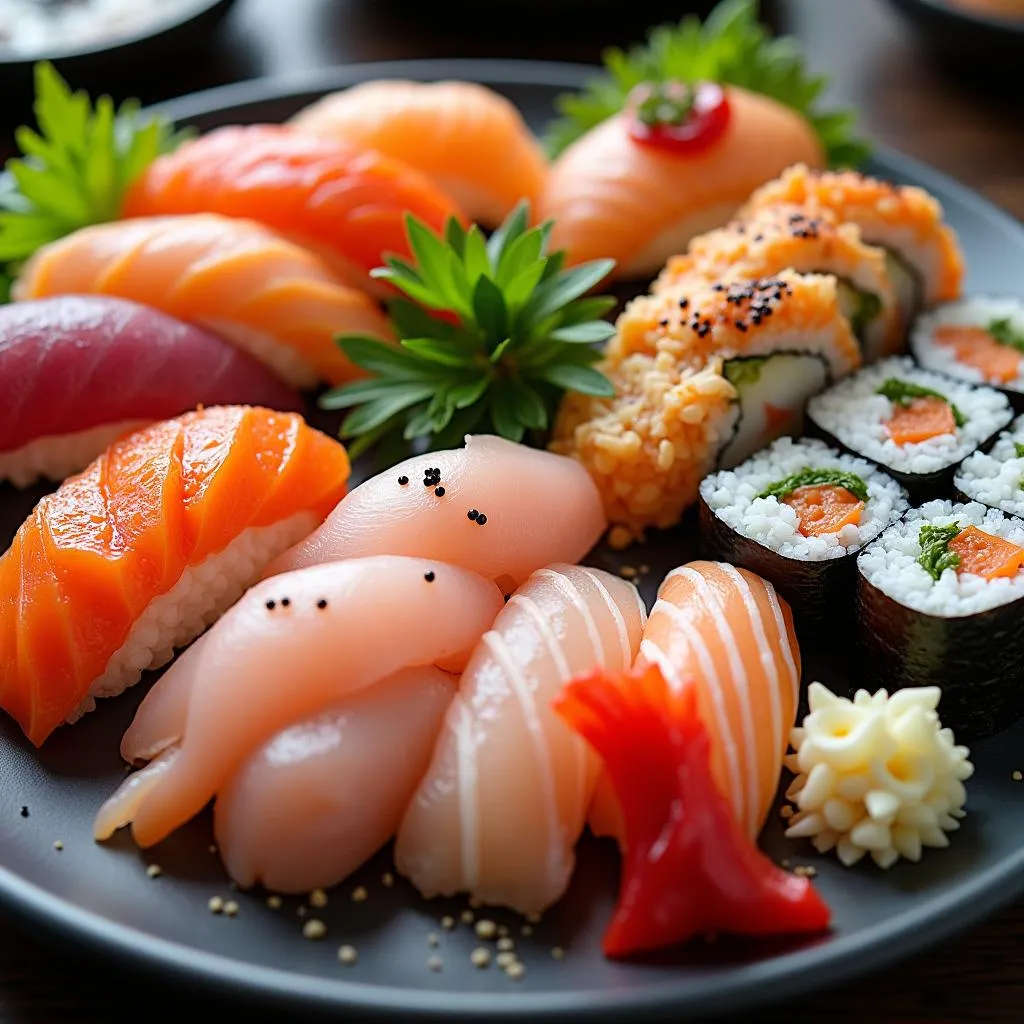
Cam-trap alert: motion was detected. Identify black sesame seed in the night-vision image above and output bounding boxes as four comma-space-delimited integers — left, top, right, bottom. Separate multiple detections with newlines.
435, 486, 446, 497
266, 600, 276, 610
317, 599, 328, 610
398, 476, 409, 486
476, 514, 488, 526
424, 571, 436, 583
281, 597, 291, 608
20, 806, 28, 818
467, 509, 479, 520
678, 298, 689, 309
658, 318, 669, 328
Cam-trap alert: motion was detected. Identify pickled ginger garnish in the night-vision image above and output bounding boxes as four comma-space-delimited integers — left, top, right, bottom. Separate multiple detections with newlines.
0, 62, 190, 285
916, 522, 962, 581
757, 467, 869, 503
321, 202, 617, 457
543, 0, 870, 166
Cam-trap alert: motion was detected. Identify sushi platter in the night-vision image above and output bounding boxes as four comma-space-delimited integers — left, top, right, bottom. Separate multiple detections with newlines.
0, 1, 1023, 1019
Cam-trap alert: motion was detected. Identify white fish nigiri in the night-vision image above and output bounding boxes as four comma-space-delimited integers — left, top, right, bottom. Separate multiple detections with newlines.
263, 435, 607, 590
94, 556, 503, 848
394, 564, 646, 915
214, 665, 456, 893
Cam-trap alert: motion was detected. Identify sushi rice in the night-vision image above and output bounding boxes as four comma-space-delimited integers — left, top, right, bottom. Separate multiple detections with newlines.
954, 415, 1024, 517
807, 356, 1012, 475
700, 436, 908, 561
68, 511, 318, 723
911, 295, 1024, 392
857, 499, 1024, 617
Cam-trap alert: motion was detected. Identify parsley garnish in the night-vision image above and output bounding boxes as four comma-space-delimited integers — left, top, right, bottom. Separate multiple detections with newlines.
988, 317, 1024, 353
757, 467, 869, 503
917, 522, 962, 581
876, 378, 966, 428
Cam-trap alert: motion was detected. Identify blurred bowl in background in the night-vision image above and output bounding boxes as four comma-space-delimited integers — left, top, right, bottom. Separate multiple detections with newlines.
887, 0, 1024, 71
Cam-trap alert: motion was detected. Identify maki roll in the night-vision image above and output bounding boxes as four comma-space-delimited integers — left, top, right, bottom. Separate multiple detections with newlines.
954, 415, 1024, 517
806, 356, 1012, 503
856, 500, 1024, 740
911, 297, 1024, 412
699, 437, 908, 623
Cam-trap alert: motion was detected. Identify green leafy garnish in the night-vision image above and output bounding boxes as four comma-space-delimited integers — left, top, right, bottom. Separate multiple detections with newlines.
723, 356, 767, 388
917, 522, 962, 581
1013, 441, 1024, 459
320, 202, 617, 456
757, 467, 869, 503
544, 0, 870, 166
988, 317, 1024, 352
876, 378, 966, 428
849, 290, 883, 341
0, 62, 191, 283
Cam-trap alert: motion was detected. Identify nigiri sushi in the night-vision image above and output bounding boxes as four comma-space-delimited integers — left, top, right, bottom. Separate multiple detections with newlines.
0, 296, 301, 488
122, 125, 465, 297
12, 214, 392, 388
539, 85, 824, 282
290, 80, 548, 227
394, 564, 646, 916
588, 560, 801, 843
741, 164, 965, 318
94, 556, 504, 849
0, 406, 350, 747
265, 435, 607, 589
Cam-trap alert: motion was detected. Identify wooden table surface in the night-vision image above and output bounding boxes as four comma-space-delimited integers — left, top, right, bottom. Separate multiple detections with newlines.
0, 0, 1022, 1020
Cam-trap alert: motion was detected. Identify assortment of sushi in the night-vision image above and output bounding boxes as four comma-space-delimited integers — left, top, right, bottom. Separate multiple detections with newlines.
0, 0, 1020, 975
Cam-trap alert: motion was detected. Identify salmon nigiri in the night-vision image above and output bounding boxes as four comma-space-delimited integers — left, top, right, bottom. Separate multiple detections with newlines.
289, 80, 548, 227
265, 435, 607, 589
539, 85, 824, 282
94, 557, 503, 850
122, 125, 465, 297
12, 214, 392, 388
588, 560, 801, 843
394, 564, 646, 916
0, 406, 350, 747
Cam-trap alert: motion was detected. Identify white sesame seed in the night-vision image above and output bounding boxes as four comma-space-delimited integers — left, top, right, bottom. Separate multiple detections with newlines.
351, 886, 368, 903
266, 895, 282, 910
1013, 770, 1022, 782
427, 932, 440, 948
338, 944, 358, 965
468, 897, 482, 909
474, 919, 497, 940
427, 955, 443, 972
303, 919, 326, 940
496, 951, 517, 969
207, 897, 224, 914
526, 913, 541, 924
440, 915, 455, 930
53, 841, 63, 851
146, 864, 162, 879
381, 872, 395, 887
505, 961, 526, 980
470, 947, 492, 968
223, 900, 239, 917
460, 910, 474, 925
551, 946, 564, 960
309, 889, 328, 908
497, 937, 514, 952
297, 905, 307, 917
520, 925, 533, 937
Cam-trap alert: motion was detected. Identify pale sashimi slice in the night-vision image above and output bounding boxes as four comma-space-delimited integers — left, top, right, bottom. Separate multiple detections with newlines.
99, 556, 503, 849
589, 560, 800, 846
395, 564, 646, 915
263, 435, 607, 590
212, 665, 456, 893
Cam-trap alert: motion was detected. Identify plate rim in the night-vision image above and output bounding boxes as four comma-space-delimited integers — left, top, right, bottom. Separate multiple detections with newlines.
1, 55, 1023, 1022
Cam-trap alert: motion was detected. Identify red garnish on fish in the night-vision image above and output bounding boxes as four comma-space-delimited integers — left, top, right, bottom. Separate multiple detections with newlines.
625, 81, 732, 155
553, 663, 831, 959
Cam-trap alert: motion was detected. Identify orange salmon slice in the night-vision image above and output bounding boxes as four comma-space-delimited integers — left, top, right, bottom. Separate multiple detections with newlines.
949, 526, 1024, 580
884, 395, 956, 445
934, 325, 1022, 385
782, 485, 865, 538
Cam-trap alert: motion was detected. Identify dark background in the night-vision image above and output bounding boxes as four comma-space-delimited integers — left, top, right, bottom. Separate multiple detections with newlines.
0, 0, 1022, 1020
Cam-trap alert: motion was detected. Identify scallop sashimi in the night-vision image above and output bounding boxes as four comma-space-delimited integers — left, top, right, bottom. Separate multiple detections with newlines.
95, 557, 504, 849
122, 125, 465, 296
0, 406, 350, 747
290, 80, 548, 227
12, 214, 392, 388
265, 434, 607, 589
0, 296, 301, 488
394, 563, 646, 916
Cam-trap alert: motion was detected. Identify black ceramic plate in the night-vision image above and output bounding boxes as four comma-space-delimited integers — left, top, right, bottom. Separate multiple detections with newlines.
887, 0, 1024, 68
1, 59, 1023, 1023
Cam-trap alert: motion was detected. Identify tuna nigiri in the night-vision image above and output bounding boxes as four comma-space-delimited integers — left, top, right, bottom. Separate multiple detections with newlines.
0, 296, 301, 488
122, 125, 465, 297
265, 435, 607, 589
395, 564, 646, 915
12, 214, 392, 388
94, 557, 504, 849
0, 406, 350, 747
290, 80, 548, 227
539, 85, 824, 282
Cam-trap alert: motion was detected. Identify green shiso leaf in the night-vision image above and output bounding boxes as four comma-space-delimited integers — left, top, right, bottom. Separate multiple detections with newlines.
876, 377, 966, 428
1014, 441, 1024, 459
917, 522, 962, 581
0, 62, 191, 288
757, 467, 870, 503
543, 0, 870, 167
322, 202, 618, 454
988, 317, 1024, 353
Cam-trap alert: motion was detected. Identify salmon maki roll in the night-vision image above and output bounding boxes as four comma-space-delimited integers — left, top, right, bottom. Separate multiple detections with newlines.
290, 80, 548, 227
539, 86, 824, 282
395, 564, 646, 915
742, 163, 965, 319
654, 203, 902, 361
12, 214, 392, 388
0, 406, 351, 747
552, 272, 861, 542
122, 125, 465, 297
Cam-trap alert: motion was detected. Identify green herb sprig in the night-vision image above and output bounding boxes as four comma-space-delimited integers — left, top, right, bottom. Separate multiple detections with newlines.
544, 0, 870, 166
0, 62, 190, 285
917, 522, 962, 581
1013, 441, 1024, 459
988, 317, 1024, 352
758, 467, 869, 503
876, 378, 966, 428
321, 202, 617, 457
